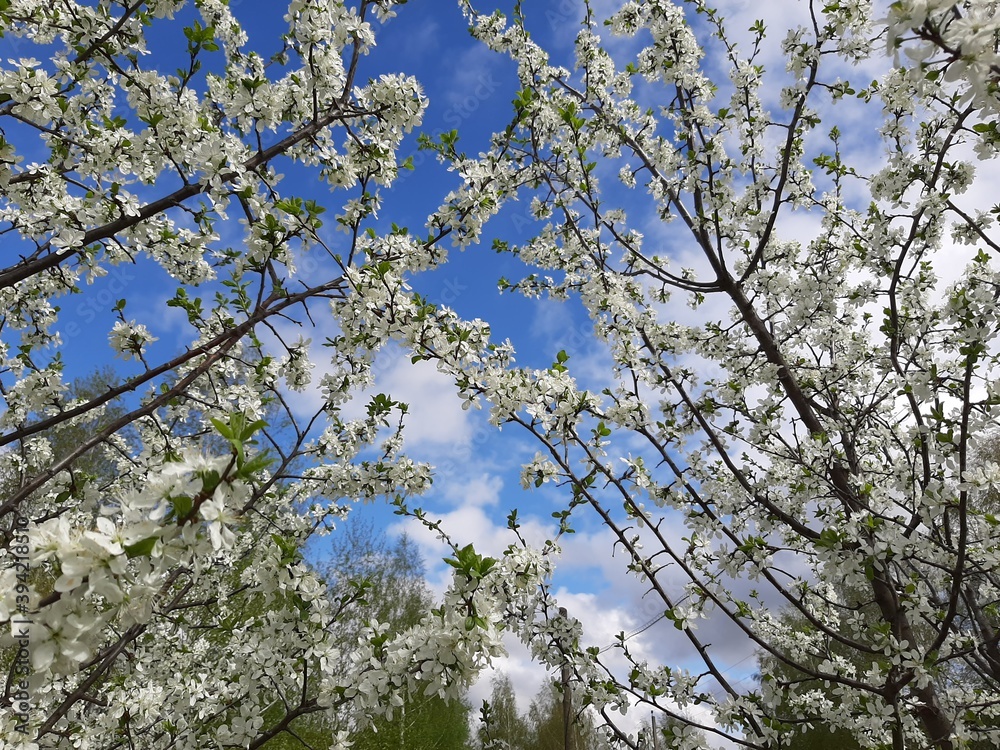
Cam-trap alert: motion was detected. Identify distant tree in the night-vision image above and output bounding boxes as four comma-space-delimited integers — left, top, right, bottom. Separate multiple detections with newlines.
636, 712, 705, 750
479, 673, 532, 750
478, 674, 610, 750
524, 680, 610, 750
348, 693, 472, 750
322, 521, 436, 648
325, 523, 473, 750
258, 523, 473, 750
0, 366, 129, 507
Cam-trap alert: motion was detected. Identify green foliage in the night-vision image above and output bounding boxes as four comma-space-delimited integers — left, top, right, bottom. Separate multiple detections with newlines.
479, 674, 610, 750
524, 681, 609, 750
262, 522, 473, 750
349, 693, 471, 750
323, 521, 435, 634
0, 366, 132, 500
209, 411, 273, 478
479, 673, 532, 750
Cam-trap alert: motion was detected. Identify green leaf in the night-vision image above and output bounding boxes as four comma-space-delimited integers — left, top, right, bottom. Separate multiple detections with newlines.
171, 494, 194, 520
237, 453, 273, 479
124, 536, 158, 559
210, 417, 234, 441
816, 527, 841, 549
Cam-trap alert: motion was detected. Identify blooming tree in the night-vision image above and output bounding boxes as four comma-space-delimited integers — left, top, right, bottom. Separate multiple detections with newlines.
5, 0, 1000, 749
0, 1, 551, 747
378, 0, 1000, 749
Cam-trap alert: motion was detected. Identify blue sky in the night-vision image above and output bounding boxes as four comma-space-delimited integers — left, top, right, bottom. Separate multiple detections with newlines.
323, 1, 658, 710
0, 0, 847, 729
0, 0, 660, 717
294, 0, 764, 719
17, 0, 992, 734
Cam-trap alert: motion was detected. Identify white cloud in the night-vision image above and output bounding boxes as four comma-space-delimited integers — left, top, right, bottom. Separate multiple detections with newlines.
378, 355, 473, 448
471, 636, 552, 716
440, 471, 504, 508
273, 334, 474, 451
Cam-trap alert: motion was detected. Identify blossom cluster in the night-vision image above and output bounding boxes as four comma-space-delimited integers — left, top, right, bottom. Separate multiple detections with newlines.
0, 1, 524, 747
378, 0, 1000, 747
6, 0, 1000, 748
